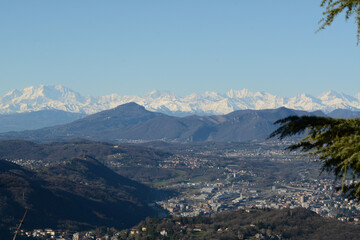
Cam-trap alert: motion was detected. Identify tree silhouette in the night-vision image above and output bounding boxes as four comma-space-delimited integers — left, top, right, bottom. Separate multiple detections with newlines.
270, 116, 360, 199
318, 0, 360, 44
270, 0, 360, 200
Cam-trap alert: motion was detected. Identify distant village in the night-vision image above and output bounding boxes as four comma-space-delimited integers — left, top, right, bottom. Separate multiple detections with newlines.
11, 141, 360, 239
157, 178, 360, 223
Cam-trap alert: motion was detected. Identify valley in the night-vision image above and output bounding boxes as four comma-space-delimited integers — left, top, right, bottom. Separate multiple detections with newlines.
2, 139, 360, 239
2, 0, 360, 238
0, 103, 360, 239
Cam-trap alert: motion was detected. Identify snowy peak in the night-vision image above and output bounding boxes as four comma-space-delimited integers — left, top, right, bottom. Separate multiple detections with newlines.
317, 90, 359, 111
145, 90, 176, 99
202, 91, 223, 100
226, 89, 243, 98
226, 88, 256, 98
356, 92, 360, 101
318, 90, 357, 102
2, 85, 84, 102
319, 90, 342, 99
285, 93, 322, 111
0, 85, 91, 114
0, 85, 360, 115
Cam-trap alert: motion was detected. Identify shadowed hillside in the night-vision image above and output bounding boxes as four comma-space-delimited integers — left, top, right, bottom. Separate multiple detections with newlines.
0, 157, 167, 238
124, 207, 360, 239
0, 103, 325, 143
0, 139, 171, 165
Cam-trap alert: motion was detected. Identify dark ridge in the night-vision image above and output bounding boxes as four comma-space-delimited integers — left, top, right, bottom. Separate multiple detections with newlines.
0, 157, 166, 238
131, 207, 360, 239
0, 139, 171, 165
0, 103, 335, 143
328, 109, 360, 118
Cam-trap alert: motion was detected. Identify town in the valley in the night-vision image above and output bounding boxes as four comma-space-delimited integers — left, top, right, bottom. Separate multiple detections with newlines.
10, 140, 360, 239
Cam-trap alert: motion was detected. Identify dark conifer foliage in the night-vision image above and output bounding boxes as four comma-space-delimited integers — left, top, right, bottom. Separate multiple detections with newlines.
270, 116, 360, 199
319, 0, 360, 43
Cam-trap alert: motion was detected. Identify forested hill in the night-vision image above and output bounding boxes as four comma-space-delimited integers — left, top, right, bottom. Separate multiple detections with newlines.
124, 207, 360, 240
0, 139, 171, 165
0, 157, 166, 239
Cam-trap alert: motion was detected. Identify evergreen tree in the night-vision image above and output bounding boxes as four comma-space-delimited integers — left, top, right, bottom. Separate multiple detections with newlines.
270, 0, 360, 200
270, 116, 360, 199
318, 0, 360, 43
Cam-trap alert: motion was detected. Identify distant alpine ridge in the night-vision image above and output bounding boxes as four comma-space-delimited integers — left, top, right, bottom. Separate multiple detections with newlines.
1, 85, 360, 115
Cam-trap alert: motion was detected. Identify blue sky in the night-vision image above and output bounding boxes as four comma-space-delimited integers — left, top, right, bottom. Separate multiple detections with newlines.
0, 0, 359, 97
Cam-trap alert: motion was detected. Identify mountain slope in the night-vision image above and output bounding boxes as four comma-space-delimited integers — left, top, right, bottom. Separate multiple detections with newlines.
205, 108, 325, 142
328, 109, 360, 118
0, 103, 325, 143
131, 207, 360, 239
0, 156, 163, 238
0, 139, 171, 165
1, 85, 360, 115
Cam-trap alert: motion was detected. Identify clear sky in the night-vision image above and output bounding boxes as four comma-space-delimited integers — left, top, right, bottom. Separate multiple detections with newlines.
0, 0, 359, 97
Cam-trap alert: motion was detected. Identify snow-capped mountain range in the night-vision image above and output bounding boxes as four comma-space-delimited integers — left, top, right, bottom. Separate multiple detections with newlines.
0, 85, 359, 116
